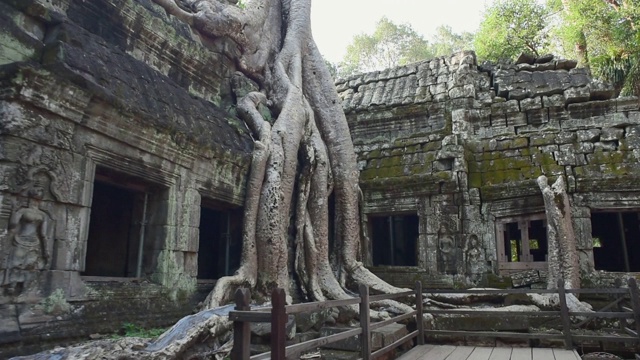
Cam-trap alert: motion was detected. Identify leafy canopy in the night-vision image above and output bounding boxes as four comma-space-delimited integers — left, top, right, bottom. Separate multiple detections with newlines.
474, 0, 551, 62
339, 17, 434, 77
337, 19, 474, 78
556, 0, 640, 95
431, 25, 475, 59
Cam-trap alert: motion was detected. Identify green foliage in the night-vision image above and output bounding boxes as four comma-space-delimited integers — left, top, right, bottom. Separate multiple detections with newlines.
117, 323, 167, 338
339, 17, 434, 77
474, 0, 551, 62
337, 18, 476, 78
430, 25, 475, 58
323, 56, 338, 80
556, 0, 640, 95
39, 289, 71, 315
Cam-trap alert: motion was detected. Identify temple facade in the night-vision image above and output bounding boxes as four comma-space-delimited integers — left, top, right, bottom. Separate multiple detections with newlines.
1, 0, 639, 356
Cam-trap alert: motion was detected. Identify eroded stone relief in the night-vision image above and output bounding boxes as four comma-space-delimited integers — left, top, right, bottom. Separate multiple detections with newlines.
1, 167, 58, 297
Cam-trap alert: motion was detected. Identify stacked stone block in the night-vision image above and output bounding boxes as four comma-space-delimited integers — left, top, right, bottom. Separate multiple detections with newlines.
338, 50, 640, 288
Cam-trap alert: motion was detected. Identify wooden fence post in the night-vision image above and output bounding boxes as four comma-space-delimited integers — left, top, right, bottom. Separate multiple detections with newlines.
415, 281, 425, 345
615, 278, 627, 333
359, 284, 371, 360
231, 288, 251, 360
627, 278, 640, 345
557, 278, 573, 350
271, 288, 287, 360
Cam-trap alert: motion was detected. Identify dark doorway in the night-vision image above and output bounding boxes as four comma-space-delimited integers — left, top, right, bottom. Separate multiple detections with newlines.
592, 211, 640, 272
84, 167, 161, 278
370, 214, 419, 266
197, 204, 242, 280
84, 181, 137, 277
503, 222, 521, 262
528, 220, 548, 262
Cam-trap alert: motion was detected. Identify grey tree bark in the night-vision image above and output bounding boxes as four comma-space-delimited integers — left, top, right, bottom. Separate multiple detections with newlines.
14, 1, 412, 358
537, 175, 580, 290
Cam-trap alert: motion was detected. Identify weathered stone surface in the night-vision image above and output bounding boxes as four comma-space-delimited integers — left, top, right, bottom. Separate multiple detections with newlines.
1, 0, 638, 352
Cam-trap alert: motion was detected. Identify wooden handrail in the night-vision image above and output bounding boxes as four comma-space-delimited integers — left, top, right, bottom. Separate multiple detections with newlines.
422, 277, 640, 354
231, 278, 640, 359
230, 281, 424, 360
557, 278, 573, 349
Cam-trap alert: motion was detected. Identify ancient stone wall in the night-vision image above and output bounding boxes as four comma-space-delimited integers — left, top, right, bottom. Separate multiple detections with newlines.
0, 0, 250, 355
2, 0, 640, 354
338, 51, 640, 288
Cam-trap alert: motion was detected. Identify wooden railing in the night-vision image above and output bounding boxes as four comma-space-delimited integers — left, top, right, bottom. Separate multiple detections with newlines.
424, 278, 640, 353
229, 278, 640, 359
229, 281, 425, 360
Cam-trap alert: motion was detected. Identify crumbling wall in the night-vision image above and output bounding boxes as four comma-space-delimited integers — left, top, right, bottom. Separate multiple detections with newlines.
0, 0, 252, 355
338, 52, 487, 287
339, 51, 640, 288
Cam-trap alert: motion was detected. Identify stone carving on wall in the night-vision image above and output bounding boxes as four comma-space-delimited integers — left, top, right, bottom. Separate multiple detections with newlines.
1, 167, 58, 297
439, 233, 456, 274
465, 234, 485, 275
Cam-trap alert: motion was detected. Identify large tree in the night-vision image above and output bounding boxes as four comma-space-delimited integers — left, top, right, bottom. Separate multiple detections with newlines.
430, 25, 474, 58
474, 0, 551, 61
19, 1, 408, 358
554, 0, 640, 96
153, 0, 407, 308
155, 0, 409, 354
338, 16, 434, 77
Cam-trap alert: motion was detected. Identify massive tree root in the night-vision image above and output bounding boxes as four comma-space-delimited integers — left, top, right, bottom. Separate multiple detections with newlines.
537, 175, 580, 290
175, 0, 410, 308
13, 1, 412, 359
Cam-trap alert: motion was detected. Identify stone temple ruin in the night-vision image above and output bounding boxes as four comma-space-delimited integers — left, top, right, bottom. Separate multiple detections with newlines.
1, 0, 640, 356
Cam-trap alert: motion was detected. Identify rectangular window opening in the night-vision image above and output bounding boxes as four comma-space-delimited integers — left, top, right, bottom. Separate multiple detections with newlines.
83, 166, 163, 278
591, 210, 640, 272
496, 214, 547, 273
369, 213, 419, 267
197, 200, 242, 280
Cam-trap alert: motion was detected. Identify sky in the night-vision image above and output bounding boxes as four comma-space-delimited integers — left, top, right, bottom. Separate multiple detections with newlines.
310, 0, 494, 64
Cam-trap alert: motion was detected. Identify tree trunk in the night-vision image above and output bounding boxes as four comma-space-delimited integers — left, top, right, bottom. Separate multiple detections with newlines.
537, 176, 580, 290
16, 1, 411, 358
561, 0, 589, 68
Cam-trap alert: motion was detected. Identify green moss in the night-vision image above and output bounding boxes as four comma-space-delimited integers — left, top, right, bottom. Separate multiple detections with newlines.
469, 173, 482, 188
423, 141, 442, 152
360, 167, 379, 180
114, 322, 168, 339
414, 161, 433, 175
367, 149, 382, 158
482, 171, 501, 185
378, 155, 403, 168
504, 170, 522, 181
39, 289, 71, 315
530, 167, 543, 178
467, 161, 480, 173
379, 166, 405, 178
466, 141, 485, 153
433, 171, 453, 181
602, 162, 629, 176
483, 273, 511, 289
519, 148, 532, 156
540, 163, 564, 176
510, 137, 529, 149
530, 133, 556, 146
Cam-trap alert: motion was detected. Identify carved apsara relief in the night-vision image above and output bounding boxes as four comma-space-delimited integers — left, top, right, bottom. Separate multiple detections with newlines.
465, 234, 485, 275
1, 167, 59, 296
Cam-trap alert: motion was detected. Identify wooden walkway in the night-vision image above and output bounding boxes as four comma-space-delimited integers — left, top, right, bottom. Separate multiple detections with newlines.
398, 345, 581, 360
